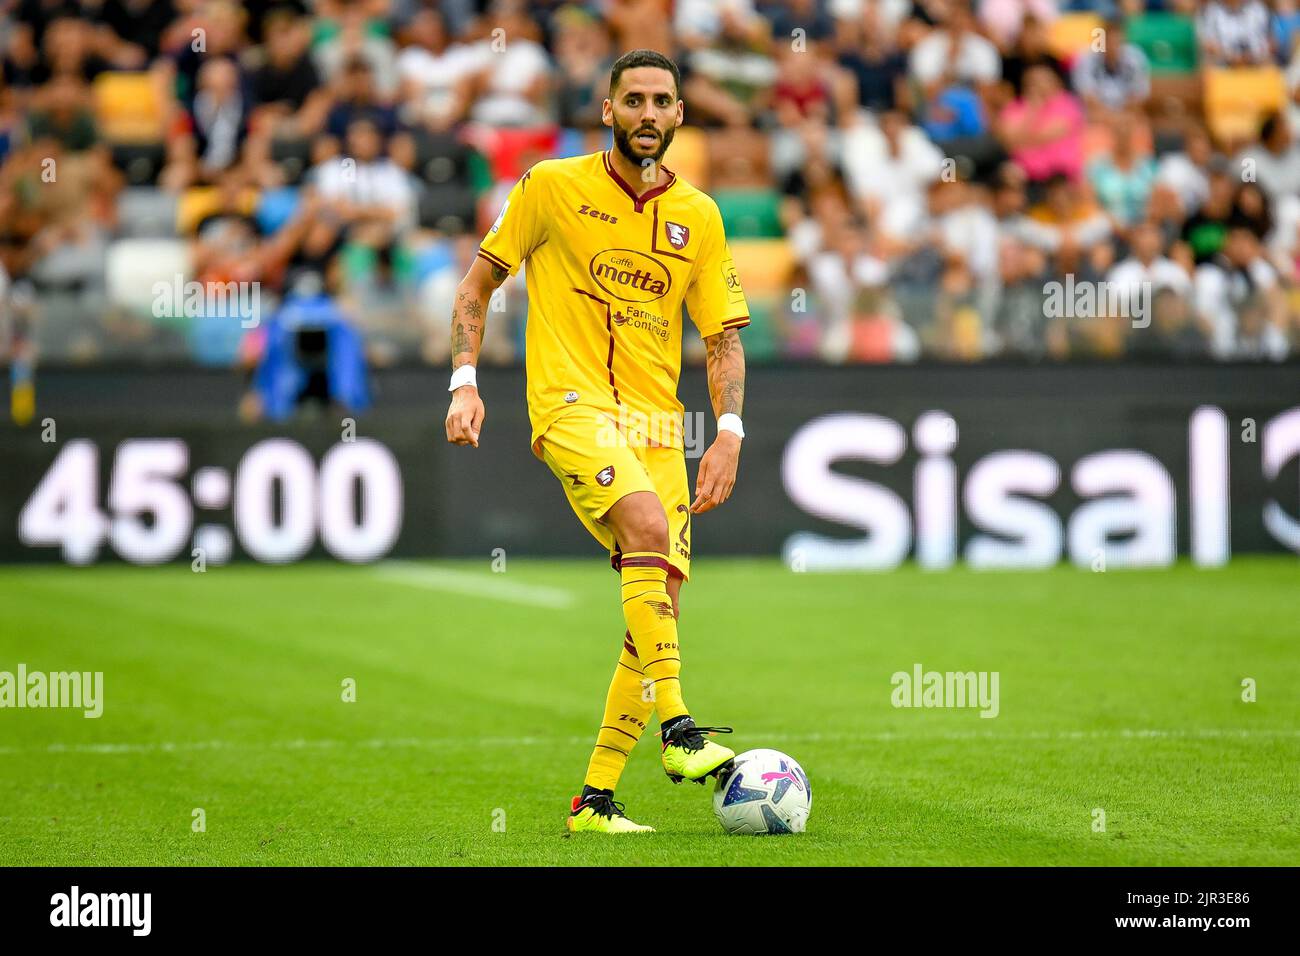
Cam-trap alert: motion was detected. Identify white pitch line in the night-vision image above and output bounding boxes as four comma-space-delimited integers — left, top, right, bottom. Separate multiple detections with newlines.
371, 561, 576, 610
2, 728, 1297, 757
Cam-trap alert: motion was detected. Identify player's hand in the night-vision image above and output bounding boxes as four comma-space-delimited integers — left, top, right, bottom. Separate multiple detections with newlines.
690, 432, 740, 514
445, 385, 485, 447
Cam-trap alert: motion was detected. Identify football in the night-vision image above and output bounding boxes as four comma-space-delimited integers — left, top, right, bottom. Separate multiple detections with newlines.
712, 749, 812, 835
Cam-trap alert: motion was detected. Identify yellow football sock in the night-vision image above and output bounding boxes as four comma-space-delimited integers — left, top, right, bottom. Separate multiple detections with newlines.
619, 551, 688, 722
583, 632, 653, 792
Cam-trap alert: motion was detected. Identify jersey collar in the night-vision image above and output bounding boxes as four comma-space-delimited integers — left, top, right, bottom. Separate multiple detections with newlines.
602, 149, 677, 213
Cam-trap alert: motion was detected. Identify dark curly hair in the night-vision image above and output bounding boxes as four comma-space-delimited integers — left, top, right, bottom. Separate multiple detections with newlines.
608, 49, 680, 100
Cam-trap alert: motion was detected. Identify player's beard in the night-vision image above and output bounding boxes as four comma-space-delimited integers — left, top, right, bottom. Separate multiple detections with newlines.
612, 118, 675, 170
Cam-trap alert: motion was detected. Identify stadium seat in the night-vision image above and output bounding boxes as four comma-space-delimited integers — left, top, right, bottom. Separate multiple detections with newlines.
94, 72, 166, 144
176, 186, 259, 235
412, 129, 476, 188
728, 239, 795, 300
418, 183, 477, 234
1126, 13, 1198, 75
1204, 67, 1287, 144
707, 127, 771, 187
464, 126, 560, 182
117, 188, 178, 238
105, 238, 192, 320
33, 290, 107, 361
270, 137, 312, 185
663, 125, 709, 191
714, 190, 784, 239
110, 143, 166, 186
1047, 13, 1103, 65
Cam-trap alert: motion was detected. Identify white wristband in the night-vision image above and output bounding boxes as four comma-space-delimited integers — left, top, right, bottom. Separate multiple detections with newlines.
718, 413, 745, 439
449, 365, 477, 392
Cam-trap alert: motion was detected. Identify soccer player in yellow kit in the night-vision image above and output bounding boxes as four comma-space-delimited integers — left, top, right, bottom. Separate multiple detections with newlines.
445, 50, 749, 833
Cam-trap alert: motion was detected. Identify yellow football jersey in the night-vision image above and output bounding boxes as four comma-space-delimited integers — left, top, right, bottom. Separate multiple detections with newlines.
477, 149, 749, 457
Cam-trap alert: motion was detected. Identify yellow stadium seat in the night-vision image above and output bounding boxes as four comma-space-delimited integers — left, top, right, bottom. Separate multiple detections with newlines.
1048, 14, 1103, 63
1204, 66, 1287, 145
176, 187, 220, 235
176, 186, 258, 235
729, 239, 795, 300
664, 125, 709, 191
94, 72, 166, 143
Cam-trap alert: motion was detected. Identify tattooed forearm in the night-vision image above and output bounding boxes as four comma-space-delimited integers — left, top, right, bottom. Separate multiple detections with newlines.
449, 253, 510, 371
451, 290, 486, 369
705, 329, 746, 419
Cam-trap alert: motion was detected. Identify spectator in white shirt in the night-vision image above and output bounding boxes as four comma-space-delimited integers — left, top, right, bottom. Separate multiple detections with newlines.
395, 8, 476, 131
978, 0, 1058, 51
841, 109, 946, 250
1195, 226, 1289, 358
311, 117, 417, 238
465, 7, 553, 127
909, 3, 1002, 92
1234, 113, 1300, 206
1199, 0, 1274, 67
1108, 221, 1193, 303
1071, 19, 1151, 114
1152, 122, 1215, 219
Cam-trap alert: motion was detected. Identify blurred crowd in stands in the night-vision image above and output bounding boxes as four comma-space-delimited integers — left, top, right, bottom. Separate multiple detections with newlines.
3, 0, 1300, 379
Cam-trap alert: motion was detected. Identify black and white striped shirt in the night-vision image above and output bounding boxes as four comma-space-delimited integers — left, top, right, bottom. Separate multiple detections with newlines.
1199, 0, 1273, 65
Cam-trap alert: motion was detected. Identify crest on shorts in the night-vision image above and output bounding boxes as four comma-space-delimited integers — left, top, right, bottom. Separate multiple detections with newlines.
596, 465, 616, 487
664, 221, 690, 250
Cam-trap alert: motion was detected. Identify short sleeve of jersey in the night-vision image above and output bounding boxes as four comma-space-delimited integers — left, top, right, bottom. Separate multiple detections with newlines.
477, 165, 547, 277
685, 203, 749, 337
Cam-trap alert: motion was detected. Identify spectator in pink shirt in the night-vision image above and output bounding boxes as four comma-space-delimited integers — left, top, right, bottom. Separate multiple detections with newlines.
996, 64, 1085, 184
978, 0, 1059, 52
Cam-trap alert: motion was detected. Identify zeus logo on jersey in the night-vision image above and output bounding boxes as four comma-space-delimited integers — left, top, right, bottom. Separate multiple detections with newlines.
576, 203, 619, 224
589, 250, 671, 302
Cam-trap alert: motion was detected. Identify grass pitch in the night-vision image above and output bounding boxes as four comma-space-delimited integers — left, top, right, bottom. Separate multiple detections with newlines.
1, 557, 1297, 866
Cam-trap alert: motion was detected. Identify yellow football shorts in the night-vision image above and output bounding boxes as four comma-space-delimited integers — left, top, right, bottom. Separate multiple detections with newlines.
537, 406, 692, 581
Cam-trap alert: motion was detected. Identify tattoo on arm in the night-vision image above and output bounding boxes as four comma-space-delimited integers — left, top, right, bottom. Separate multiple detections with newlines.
452, 322, 471, 359
450, 257, 508, 369
450, 286, 491, 369
705, 329, 746, 419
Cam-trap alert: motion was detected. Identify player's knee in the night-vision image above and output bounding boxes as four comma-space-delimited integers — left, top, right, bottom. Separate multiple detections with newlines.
615, 496, 669, 554
629, 518, 669, 555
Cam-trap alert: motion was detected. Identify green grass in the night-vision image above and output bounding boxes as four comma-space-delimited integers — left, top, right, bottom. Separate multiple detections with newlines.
1, 558, 1297, 866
